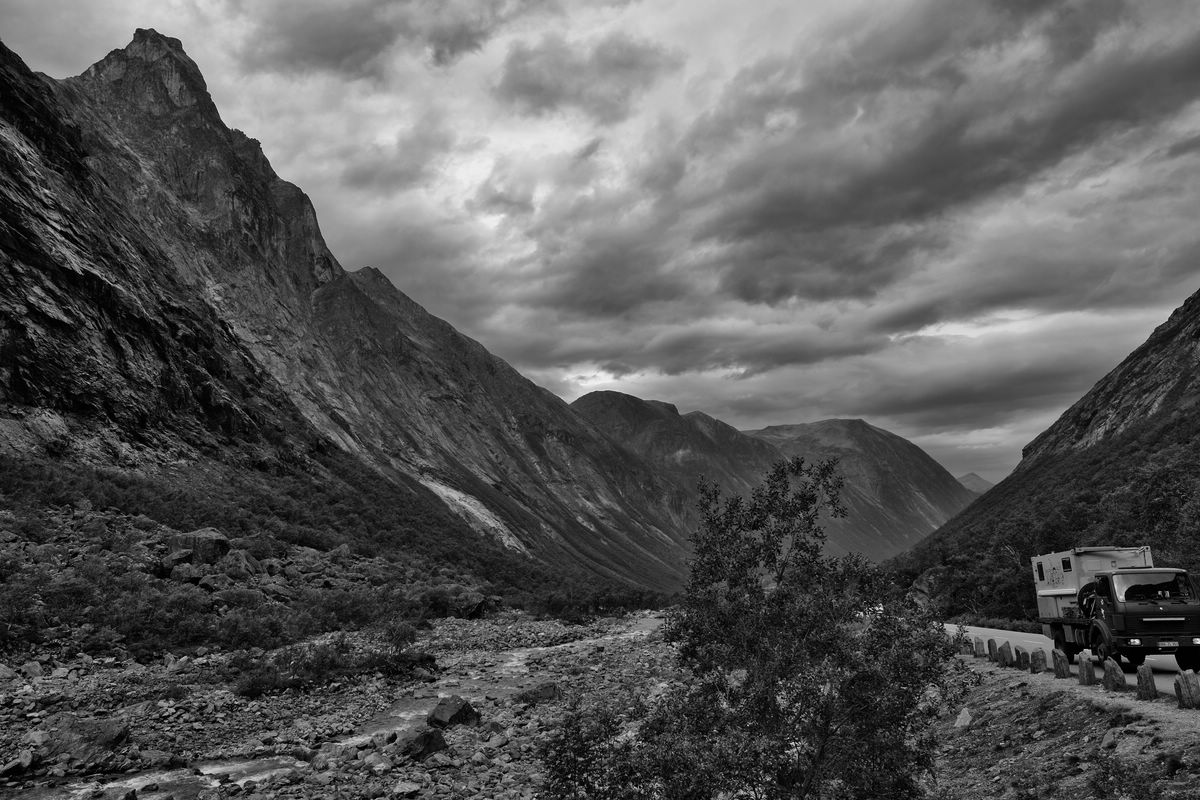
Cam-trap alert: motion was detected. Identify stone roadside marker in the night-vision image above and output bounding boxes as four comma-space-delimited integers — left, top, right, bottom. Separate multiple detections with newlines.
1136, 664, 1156, 701
1078, 658, 1097, 686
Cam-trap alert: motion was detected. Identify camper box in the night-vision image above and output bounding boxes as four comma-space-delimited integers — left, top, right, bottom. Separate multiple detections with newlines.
1031, 546, 1153, 619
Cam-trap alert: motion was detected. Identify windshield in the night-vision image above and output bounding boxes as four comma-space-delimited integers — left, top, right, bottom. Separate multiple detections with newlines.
1113, 572, 1194, 602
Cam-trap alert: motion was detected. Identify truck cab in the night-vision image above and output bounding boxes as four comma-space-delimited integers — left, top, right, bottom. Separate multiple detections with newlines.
1032, 547, 1200, 671
1082, 568, 1200, 669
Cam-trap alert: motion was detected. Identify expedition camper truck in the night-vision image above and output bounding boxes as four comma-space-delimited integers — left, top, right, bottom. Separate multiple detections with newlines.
1032, 546, 1200, 671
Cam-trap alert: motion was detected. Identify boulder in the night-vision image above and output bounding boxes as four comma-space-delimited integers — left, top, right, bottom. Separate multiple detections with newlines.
364, 751, 393, 776
198, 573, 235, 592
21, 660, 42, 679
514, 681, 562, 706
392, 780, 423, 797
161, 549, 194, 571
31, 712, 130, 774
0, 662, 16, 681
427, 695, 480, 728
170, 563, 204, 584
1030, 649, 1048, 674
219, 549, 263, 580
986, 639, 998, 661
168, 528, 229, 564
398, 727, 446, 761
973, 637, 986, 658
451, 591, 489, 619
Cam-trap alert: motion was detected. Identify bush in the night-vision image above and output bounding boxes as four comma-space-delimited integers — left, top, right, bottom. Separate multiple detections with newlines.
233, 637, 356, 697
543, 458, 962, 800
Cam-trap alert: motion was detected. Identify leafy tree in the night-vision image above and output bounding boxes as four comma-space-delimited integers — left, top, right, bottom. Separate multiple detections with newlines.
543, 457, 962, 799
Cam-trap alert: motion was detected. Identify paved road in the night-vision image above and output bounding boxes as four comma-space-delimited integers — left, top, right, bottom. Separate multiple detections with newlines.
947, 623, 1184, 696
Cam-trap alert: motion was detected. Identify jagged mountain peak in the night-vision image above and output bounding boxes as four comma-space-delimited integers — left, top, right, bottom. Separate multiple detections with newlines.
82, 28, 217, 119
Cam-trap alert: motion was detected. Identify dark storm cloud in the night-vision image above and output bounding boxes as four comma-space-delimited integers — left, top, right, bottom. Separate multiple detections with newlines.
714, 225, 944, 306
339, 109, 462, 191
842, 351, 1108, 429
680, 1, 1200, 308
527, 226, 686, 314
233, 0, 556, 77
494, 30, 684, 123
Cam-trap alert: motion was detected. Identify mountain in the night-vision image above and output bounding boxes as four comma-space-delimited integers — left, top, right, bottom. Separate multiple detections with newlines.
571, 393, 975, 561
0, 30, 691, 593
892, 287, 1200, 621
570, 391, 782, 497
957, 473, 994, 494
743, 419, 977, 559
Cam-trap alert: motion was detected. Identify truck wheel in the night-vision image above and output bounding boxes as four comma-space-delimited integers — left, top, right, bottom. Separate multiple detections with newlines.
1092, 633, 1112, 665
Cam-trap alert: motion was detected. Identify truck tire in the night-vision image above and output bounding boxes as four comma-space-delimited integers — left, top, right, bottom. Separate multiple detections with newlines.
1053, 632, 1076, 664
1091, 630, 1113, 665
1176, 651, 1200, 672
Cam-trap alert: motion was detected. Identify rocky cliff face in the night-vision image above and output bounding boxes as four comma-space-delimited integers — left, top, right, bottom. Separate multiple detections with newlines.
0, 30, 690, 591
572, 392, 973, 561
1020, 289, 1200, 465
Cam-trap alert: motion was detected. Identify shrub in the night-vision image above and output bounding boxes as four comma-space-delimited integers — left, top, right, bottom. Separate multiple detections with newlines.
543, 458, 962, 800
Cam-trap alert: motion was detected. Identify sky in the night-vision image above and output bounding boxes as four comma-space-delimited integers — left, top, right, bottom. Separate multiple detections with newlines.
4, 0, 1200, 483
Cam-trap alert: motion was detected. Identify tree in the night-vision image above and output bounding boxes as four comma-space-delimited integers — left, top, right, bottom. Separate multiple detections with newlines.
543, 457, 961, 799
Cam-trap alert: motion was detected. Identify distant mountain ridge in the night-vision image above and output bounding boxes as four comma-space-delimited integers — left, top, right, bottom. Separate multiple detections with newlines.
572, 393, 975, 561
743, 419, 977, 559
893, 286, 1200, 620
956, 473, 994, 494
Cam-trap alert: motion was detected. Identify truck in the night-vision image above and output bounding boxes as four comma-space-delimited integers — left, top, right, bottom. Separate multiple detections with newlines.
1032, 546, 1200, 671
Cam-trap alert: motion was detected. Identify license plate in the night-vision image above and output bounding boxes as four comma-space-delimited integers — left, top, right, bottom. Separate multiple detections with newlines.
1160, 640, 1179, 649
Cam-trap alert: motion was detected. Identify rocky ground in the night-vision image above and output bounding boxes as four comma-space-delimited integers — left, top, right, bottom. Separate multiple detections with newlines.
5, 611, 1200, 799
930, 657, 1200, 800
0, 611, 670, 799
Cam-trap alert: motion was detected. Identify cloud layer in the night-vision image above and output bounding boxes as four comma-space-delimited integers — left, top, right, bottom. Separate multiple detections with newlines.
4, 0, 1200, 481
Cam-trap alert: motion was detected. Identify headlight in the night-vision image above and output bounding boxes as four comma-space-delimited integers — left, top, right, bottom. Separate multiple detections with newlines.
1192, 638, 1200, 645
1128, 638, 1141, 646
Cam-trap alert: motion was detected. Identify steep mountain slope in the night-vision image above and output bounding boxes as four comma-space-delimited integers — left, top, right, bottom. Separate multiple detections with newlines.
571, 392, 974, 561
0, 30, 690, 591
744, 419, 976, 559
0, 33, 595, 609
893, 287, 1200, 620
956, 473, 994, 494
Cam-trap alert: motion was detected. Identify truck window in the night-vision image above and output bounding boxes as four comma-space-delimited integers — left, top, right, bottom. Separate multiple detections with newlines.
1113, 572, 1194, 602
1036, 562, 1045, 582
1061, 558, 1072, 573
1096, 578, 1111, 599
